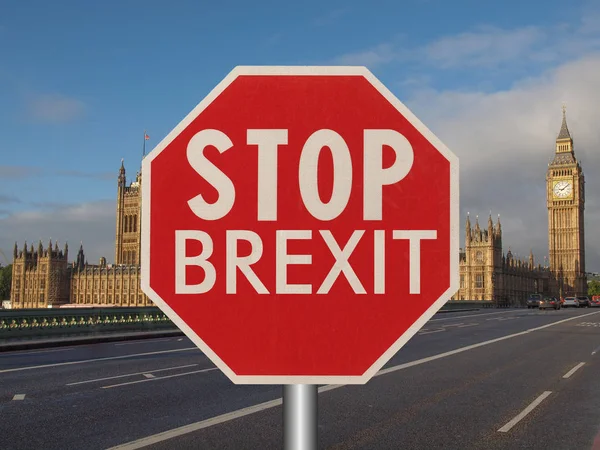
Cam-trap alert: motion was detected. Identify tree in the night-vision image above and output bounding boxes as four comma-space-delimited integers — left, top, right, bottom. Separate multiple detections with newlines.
0, 264, 12, 300
587, 280, 600, 297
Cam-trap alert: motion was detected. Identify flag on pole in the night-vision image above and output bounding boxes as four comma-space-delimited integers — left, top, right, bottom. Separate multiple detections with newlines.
143, 130, 149, 158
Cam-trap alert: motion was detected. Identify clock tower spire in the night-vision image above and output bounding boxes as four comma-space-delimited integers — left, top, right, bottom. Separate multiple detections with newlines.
546, 106, 586, 297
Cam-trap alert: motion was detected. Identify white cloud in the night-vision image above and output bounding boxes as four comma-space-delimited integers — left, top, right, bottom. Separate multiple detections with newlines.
0, 200, 116, 266
330, 13, 600, 71
0, 165, 112, 180
0, 165, 40, 179
311, 7, 351, 27
423, 25, 546, 69
26, 93, 86, 123
332, 43, 397, 67
404, 53, 600, 270
0, 194, 20, 204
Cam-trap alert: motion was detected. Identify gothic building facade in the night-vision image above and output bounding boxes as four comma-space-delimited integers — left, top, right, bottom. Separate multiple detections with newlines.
451, 214, 552, 304
10, 161, 151, 309
9, 108, 589, 308
452, 108, 587, 303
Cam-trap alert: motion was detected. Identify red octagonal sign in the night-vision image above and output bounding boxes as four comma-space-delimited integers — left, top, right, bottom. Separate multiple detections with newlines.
141, 66, 459, 385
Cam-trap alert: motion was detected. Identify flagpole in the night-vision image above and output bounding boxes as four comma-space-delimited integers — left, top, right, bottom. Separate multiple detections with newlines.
143, 129, 147, 159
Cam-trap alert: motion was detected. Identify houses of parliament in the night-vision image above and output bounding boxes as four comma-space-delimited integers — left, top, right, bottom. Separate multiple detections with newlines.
10, 160, 152, 309
9, 109, 588, 308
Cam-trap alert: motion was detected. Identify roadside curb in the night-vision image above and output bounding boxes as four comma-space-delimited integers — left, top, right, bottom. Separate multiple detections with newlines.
0, 329, 185, 353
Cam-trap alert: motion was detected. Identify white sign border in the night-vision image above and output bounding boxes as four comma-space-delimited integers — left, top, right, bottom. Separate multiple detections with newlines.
141, 65, 460, 385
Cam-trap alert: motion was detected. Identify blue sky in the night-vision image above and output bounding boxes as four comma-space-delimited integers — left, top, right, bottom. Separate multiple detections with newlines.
2, 0, 600, 268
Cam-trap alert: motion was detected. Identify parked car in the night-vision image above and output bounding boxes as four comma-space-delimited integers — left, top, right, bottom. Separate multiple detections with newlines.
539, 297, 561, 310
576, 296, 590, 307
562, 297, 579, 308
589, 298, 600, 307
527, 294, 542, 309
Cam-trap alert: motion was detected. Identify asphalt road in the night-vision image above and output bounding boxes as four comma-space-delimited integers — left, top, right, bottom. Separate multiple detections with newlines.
2, 308, 600, 450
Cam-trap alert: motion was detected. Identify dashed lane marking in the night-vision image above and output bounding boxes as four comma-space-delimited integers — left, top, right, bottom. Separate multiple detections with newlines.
12, 394, 25, 401
102, 368, 218, 389
107, 310, 600, 450
563, 362, 585, 379
0, 347, 198, 374
498, 391, 552, 433
66, 364, 199, 386
418, 329, 445, 335
143, 374, 155, 379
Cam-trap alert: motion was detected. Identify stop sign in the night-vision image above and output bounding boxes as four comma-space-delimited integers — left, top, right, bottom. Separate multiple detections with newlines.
141, 66, 459, 385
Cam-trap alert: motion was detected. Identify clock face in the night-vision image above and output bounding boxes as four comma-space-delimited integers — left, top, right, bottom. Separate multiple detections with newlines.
553, 180, 573, 198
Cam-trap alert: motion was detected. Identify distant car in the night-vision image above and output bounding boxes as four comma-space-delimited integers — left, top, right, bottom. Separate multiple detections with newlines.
527, 294, 542, 309
576, 296, 590, 307
539, 297, 560, 310
563, 297, 579, 308
589, 298, 600, 307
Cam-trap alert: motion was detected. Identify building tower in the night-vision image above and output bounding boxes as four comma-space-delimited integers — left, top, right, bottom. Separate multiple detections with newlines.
10, 240, 69, 308
462, 213, 503, 300
546, 106, 586, 297
114, 159, 142, 265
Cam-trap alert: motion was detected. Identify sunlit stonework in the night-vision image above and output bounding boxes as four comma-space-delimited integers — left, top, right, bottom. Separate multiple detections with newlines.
452, 108, 587, 303
9, 108, 588, 308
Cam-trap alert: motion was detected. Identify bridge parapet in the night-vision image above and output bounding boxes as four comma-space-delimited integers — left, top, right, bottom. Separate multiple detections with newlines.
0, 307, 176, 342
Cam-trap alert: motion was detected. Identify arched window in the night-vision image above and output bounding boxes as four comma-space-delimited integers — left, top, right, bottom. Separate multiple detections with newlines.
475, 274, 483, 289
124, 216, 129, 233
133, 215, 137, 233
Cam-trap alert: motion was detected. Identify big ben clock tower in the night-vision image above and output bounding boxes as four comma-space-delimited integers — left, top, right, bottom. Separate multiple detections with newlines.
547, 106, 587, 297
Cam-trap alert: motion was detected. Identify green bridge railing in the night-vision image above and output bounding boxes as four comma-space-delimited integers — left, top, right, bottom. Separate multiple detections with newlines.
0, 307, 179, 343
0, 300, 512, 344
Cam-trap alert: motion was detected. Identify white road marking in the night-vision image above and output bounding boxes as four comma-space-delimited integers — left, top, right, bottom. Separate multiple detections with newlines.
143, 374, 155, 379
418, 329, 445, 335
562, 362, 585, 379
12, 394, 26, 401
0, 347, 198, 374
592, 344, 600, 355
177, 339, 183, 342
378, 312, 600, 377
66, 364, 200, 386
442, 323, 464, 327
102, 368, 218, 389
5, 347, 74, 356
115, 338, 174, 346
429, 310, 520, 322
107, 310, 600, 450
497, 391, 552, 433
108, 397, 285, 450
457, 323, 478, 328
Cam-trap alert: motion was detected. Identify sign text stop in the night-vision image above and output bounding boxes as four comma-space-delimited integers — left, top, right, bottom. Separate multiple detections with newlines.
141, 66, 459, 385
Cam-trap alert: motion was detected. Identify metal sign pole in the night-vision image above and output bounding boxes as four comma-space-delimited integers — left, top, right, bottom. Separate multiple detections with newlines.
283, 384, 318, 450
